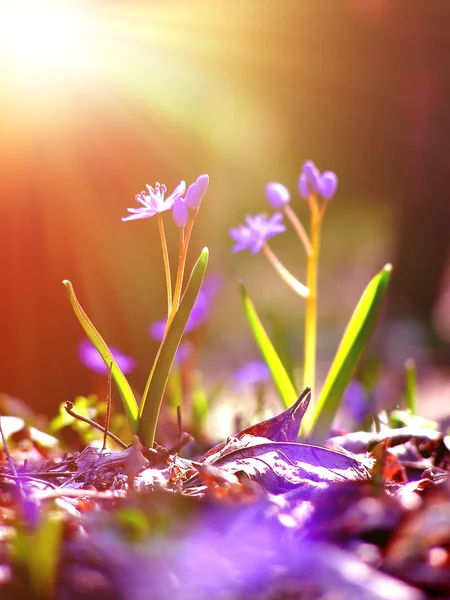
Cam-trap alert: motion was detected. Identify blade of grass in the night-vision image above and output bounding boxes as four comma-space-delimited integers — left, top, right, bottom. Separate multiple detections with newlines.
305, 264, 392, 443
240, 283, 297, 408
138, 247, 209, 447
63, 280, 139, 432
404, 358, 417, 415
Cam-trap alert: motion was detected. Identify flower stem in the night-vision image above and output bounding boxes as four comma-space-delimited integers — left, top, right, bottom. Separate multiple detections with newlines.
283, 204, 312, 256
167, 212, 198, 329
303, 196, 322, 400
171, 228, 187, 316
262, 243, 309, 298
157, 214, 172, 319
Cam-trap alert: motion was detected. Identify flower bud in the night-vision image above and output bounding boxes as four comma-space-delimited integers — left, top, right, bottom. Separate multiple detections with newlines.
173, 197, 189, 227
298, 173, 310, 200
265, 182, 290, 209
302, 160, 320, 193
319, 171, 338, 200
185, 174, 209, 209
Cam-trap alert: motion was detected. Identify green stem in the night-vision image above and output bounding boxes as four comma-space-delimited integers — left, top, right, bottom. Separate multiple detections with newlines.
303, 196, 322, 400
157, 214, 172, 320
262, 243, 309, 298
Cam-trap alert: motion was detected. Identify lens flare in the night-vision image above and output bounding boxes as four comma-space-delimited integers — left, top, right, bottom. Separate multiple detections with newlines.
0, 0, 92, 80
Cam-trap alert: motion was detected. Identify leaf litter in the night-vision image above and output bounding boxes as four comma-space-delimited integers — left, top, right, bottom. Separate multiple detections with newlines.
1, 389, 449, 599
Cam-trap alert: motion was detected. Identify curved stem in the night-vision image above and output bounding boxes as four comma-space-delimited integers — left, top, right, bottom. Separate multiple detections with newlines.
303, 195, 322, 401
157, 214, 172, 319
283, 204, 312, 256
262, 243, 309, 298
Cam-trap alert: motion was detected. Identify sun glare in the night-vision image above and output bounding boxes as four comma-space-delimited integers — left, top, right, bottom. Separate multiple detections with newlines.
0, 0, 92, 80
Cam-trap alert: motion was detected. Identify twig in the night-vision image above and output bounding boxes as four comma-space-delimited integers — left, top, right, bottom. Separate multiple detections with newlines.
64, 402, 128, 449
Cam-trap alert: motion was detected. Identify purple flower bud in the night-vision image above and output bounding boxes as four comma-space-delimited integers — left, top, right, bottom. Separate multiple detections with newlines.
318, 171, 338, 200
185, 174, 209, 209
302, 160, 320, 193
265, 182, 290, 209
173, 196, 189, 227
298, 173, 310, 200
195, 173, 209, 198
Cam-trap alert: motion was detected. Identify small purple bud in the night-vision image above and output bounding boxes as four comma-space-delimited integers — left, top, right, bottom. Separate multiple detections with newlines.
298, 173, 310, 200
318, 171, 338, 200
173, 197, 189, 227
302, 160, 320, 193
265, 182, 290, 209
185, 174, 209, 209
195, 174, 209, 198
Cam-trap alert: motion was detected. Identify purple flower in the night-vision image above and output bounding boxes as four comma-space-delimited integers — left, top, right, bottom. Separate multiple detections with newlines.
342, 380, 373, 423
265, 182, 290, 209
77, 339, 137, 375
122, 181, 186, 222
234, 361, 271, 386
149, 276, 221, 341
185, 174, 209, 210
230, 213, 286, 254
298, 160, 338, 201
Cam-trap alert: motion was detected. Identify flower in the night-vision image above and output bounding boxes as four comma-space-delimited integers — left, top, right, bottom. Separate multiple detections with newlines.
298, 160, 338, 201
230, 213, 286, 254
185, 174, 209, 210
265, 182, 290, 209
234, 361, 271, 386
122, 180, 186, 222
77, 339, 137, 375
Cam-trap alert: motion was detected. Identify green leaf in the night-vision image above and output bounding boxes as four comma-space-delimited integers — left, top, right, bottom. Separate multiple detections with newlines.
63, 280, 139, 432
239, 283, 297, 408
138, 247, 209, 447
306, 264, 392, 443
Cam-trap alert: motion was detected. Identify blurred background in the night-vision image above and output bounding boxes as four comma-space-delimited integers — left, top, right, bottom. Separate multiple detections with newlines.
1, 0, 449, 419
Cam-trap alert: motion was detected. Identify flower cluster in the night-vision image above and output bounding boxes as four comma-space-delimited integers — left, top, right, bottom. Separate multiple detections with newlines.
298, 160, 338, 201
230, 160, 338, 254
123, 175, 209, 228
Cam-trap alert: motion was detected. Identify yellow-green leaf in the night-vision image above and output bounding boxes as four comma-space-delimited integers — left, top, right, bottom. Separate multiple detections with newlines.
240, 283, 297, 408
138, 247, 209, 447
63, 280, 139, 431
306, 264, 392, 443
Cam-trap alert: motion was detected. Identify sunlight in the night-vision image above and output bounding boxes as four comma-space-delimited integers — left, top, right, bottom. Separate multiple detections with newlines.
0, 0, 92, 80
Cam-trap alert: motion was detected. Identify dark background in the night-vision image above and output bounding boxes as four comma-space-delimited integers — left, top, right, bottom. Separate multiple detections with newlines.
1, 0, 449, 416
